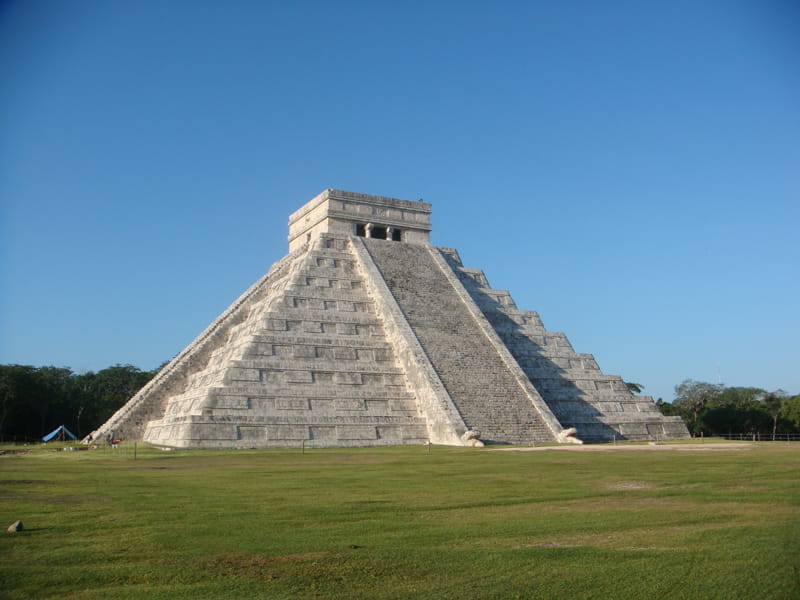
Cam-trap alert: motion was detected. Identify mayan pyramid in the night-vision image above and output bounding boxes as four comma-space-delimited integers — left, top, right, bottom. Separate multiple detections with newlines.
92, 190, 689, 447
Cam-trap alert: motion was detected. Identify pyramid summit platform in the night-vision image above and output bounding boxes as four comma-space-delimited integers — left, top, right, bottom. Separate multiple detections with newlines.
92, 189, 689, 447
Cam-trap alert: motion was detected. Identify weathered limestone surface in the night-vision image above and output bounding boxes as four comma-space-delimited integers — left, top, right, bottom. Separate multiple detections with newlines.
94, 249, 302, 442
90, 189, 689, 447
362, 239, 561, 444
350, 238, 467, 445
443, 250, 689, 441
288, 189, 432, 252
142, 236, 429, 448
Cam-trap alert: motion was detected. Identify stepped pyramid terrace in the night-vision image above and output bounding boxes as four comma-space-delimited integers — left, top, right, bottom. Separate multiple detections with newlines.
91, 189, 690, 447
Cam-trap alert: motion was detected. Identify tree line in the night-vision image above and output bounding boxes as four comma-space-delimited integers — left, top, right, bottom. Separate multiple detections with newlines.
0, 364, 158, 441
655, 379, 800, 438
2, 364, 798, 442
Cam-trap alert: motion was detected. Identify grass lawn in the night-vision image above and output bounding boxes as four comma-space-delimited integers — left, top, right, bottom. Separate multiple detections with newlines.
1, 441, 798, 599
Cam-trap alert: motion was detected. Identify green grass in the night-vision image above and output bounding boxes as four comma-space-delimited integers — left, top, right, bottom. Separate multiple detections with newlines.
1, 442, 798, 599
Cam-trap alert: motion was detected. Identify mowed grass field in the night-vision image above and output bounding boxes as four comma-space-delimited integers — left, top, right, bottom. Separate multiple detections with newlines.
1, 441, 798, 599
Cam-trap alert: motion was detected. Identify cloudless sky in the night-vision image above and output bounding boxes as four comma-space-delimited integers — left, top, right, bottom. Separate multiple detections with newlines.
1, 0, 798, 402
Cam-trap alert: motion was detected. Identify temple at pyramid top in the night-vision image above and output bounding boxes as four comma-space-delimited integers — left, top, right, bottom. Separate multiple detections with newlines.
288, 189, 432, 251
89, 189, 689, 448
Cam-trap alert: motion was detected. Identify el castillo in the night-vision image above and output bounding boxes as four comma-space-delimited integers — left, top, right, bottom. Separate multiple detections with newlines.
90, 189, 690, 448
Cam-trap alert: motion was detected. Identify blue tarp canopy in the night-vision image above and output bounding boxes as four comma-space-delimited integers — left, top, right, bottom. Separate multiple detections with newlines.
42, 425, 77, 442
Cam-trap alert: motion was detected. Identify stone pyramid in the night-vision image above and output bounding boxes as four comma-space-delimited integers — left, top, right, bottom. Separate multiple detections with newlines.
92, 190, 689, 447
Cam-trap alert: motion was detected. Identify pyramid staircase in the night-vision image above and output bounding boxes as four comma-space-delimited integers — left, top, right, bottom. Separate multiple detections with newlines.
443, 251, 690, 442
91, 189, 689, 447
362, 239, 560, 444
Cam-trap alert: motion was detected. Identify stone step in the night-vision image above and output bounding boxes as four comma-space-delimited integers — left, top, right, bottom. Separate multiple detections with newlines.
229, 357, 405, 374
364, 239, 555, 445
203, 385, 417, 400
243, 333, 395, 349
138, 237, 428, 447
460, 269, 689, 442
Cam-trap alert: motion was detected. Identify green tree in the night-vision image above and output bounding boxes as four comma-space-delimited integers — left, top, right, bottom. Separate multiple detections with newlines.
672, 380, 724, 434
763, 390, 787, 440
655, 398, 679, 416
779, 395, 800, 432
76, 365, 156, 435
33, 366, 74, 435
0, 363, 158, 441
0, 365, 74, 440
0, 366, 38, 440
624, 381, 644, 394
669, 382, 797, 437
716, 386, 766, 407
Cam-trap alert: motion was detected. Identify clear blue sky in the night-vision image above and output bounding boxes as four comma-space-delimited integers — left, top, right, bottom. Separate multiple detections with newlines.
1, 1, 798, 402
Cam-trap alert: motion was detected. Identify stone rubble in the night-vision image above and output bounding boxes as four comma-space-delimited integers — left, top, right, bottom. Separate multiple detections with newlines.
7, 520, 23, 533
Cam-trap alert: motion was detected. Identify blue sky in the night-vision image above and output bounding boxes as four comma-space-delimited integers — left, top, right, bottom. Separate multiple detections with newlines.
1, 1, 798, 402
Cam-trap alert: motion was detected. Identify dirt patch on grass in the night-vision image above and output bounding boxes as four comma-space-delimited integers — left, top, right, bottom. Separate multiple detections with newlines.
0, 479, 49, 485
272, 551, 330, 563
207, 554, 279, 580
530, 541, 577, 548
206, 551, 331, 580
605, 481, 655, 490
1, 492, 111, 504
